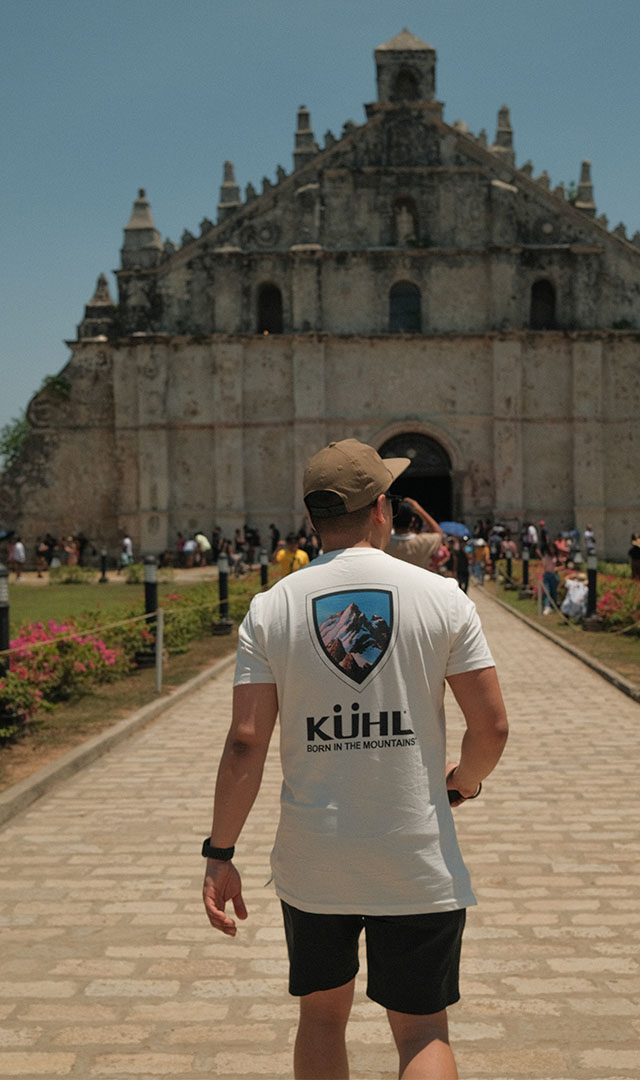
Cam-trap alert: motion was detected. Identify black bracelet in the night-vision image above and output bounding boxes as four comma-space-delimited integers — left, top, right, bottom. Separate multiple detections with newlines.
202, 838, 235, 861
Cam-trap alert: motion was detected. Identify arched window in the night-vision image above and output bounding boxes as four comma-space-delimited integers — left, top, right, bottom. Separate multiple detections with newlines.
530, 280, 556, 330
257, 283, 283, 334
391, 67, 419, 102
393, 197, 418, 246
389, 281, 422, 333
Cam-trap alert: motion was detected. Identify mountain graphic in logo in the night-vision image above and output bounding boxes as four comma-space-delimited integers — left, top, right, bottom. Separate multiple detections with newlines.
312, 590, 393, 685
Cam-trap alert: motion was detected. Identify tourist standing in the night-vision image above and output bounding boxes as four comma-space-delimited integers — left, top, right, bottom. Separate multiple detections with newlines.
385, 496, 443, 569
202, 437, 507, 1079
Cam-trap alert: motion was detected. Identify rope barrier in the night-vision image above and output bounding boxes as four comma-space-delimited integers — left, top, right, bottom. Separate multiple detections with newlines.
0, 572, 266, 659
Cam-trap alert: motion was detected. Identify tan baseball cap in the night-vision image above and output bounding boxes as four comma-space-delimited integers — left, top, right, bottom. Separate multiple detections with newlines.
303, 438, 410, 518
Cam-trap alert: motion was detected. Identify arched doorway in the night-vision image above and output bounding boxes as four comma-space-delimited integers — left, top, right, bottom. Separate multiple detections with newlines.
379, 432, 453, 523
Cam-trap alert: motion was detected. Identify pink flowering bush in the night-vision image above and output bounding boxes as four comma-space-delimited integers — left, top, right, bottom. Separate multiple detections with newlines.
596, 575, 640, 632
0, 619, 130, 741
1, 577, 258, 743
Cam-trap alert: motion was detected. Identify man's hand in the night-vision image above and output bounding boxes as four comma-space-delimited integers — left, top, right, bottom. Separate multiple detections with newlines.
203, 860, 247, 936
445, 760, 479, 807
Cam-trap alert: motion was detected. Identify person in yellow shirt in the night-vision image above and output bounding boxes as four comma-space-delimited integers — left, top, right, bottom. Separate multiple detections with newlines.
274, 532, 310, 575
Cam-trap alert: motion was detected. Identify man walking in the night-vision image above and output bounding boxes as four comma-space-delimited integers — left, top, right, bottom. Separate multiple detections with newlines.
202, 438, 508, 1079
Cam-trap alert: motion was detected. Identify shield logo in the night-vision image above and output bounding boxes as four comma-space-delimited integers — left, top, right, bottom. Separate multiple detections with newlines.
310, 588, 394, 686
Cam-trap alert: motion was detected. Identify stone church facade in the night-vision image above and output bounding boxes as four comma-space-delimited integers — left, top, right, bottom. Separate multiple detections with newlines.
3, 29, 639, 556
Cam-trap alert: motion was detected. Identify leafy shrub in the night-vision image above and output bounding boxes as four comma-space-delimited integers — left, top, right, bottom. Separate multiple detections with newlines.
597, 561, 630, 579
49, 566, 98, 585
0, 411, 30, 469
0, 673, 43, 744
596, 575, 640, 633
0, 573, 262, 727
7, 620, 128, 712
124, 563, 175, 585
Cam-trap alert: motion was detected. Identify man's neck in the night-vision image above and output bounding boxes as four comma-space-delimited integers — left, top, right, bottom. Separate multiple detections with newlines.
321, 538, 376, 553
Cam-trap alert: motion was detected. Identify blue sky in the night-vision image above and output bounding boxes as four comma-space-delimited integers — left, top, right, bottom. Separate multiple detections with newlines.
1, 0, 639, 441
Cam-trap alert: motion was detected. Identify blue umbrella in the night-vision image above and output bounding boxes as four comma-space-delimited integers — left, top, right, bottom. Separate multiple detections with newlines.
439, 521, 471, 538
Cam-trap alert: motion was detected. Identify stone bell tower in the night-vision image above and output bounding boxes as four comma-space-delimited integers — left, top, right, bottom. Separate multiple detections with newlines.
374, 28, 437, 103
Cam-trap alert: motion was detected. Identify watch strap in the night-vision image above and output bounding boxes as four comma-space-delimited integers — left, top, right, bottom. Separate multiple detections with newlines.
202, 838, 235, 861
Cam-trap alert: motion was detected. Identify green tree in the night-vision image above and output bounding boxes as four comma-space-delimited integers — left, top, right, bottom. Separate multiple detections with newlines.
0, 411, 30, 469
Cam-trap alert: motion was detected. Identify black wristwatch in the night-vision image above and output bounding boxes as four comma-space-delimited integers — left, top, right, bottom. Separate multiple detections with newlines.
202, 838, 235, 861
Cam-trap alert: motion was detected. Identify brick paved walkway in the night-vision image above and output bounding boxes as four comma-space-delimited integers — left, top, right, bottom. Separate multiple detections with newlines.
0, 589, 638, 1079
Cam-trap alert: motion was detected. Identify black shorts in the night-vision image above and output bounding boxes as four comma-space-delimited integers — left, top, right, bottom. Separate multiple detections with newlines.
280, 901, 466, 1015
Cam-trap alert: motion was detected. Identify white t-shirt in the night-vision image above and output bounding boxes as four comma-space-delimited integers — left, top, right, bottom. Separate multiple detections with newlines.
234, 547, 494, 915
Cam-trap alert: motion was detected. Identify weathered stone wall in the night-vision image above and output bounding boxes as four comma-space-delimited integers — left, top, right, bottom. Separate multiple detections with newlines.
3, 332, 637, 559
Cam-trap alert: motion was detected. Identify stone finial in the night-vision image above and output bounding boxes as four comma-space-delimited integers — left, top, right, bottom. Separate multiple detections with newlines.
294, 105, 317, 171
536, 171, 551, 189
453, 120, 469, 134
125, 189, 156, 230
276, 165, 287, 183
632, 231, 640, 248
200, 217, 214, 235
181, 229, 195, 247
495, 106, 512, 145
553, 183, 565, 199
262, 176, 273, 193
163, 239, 176, 257
324, 130, 336, 149
90, 273, 114, 305
245, 182, 257, 201
575, 159, 596, 217
218, 161, 242, 222
477, 128, 488, 147
491, 106, 515, 165
597, 213, 609, 229
520, 160, 534, 177
77, 274, 116, 340
613, 222, 628, 240
121, 189, 162, 269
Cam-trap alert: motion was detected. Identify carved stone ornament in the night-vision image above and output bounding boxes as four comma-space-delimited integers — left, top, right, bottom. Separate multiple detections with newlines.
27, 395, 56, 428
242, 221, 281, 247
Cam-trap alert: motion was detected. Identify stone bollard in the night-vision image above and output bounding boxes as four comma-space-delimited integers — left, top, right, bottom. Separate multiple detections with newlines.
583, 552, 603, 631
519, 548, 534, 599
212, 553, 232, 635
135, 556, 158, 668
260, 549, 269, 590
503, 552, 517, 591
144, 556, 158, 630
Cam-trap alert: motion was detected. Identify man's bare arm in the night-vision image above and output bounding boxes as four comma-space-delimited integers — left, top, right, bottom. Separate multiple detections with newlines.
203, 683, 277, 936
445, 666, 508, 802
209, 682, 278, 846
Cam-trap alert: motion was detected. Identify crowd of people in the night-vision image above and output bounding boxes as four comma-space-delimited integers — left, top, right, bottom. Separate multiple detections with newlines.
6, 531, 92, 579
5, 517, 640, 587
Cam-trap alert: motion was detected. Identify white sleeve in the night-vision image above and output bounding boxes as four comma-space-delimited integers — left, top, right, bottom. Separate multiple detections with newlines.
445, 586, 495, 677
233, 594, 276, 685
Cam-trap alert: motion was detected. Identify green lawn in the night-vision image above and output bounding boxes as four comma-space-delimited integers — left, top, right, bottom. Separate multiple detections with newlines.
7, 582, 206, 637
